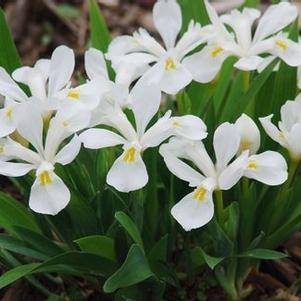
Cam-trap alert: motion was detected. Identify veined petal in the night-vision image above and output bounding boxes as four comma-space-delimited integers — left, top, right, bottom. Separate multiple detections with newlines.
106, 146, 148, 192
153, 0, 182, 49
214, 122, 240, 170
54, 135, 81, 165
29, 171, 70, 215
235, 114, 260, 155
48, 46, 75, 96
159, 144, 204, 186
182, 45, 229, 83
79, 128, 126, 149
253, 2, 298, 43
0, 67, 28, 103
170, 115, 207, 141
85, 48, 108, 80
171, 186, 214, 231
218, 150, 249, 190
0, 161, 35, 177
244, 151, 288, 185
130, 81, 161, 137
259, 115, 286, 147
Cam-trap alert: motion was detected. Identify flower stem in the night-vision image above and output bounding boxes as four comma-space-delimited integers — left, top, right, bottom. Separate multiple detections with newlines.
242, 71, 250, 93
215, 190, 224, 224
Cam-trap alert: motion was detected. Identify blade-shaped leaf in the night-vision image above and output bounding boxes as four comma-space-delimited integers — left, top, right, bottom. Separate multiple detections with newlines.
103, 244, 153, 293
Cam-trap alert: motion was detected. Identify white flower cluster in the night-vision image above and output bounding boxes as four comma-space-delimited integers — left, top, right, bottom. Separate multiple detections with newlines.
0, 0, 298, 231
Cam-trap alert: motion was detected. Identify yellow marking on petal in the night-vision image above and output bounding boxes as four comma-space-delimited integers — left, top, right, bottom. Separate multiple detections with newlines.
5, 107, 13, 120
172, 120, 182, 128
211, 47, 223, 57
247, 160, 257, 170
165, 57, 177, 71
67, 89, 80, 100
240, 140, 251, 151
123, 147, 136, 163
0, 144, 4, 154
275, 40, 288, 50
62, 120, 70, 128
279, 132, 285, 140
193, 187, 207, 203
39, 171, 53, 186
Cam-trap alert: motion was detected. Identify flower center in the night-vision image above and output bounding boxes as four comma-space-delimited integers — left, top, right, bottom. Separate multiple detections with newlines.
247, 160, 257, 170
67, 89, 80, 100
240, 140, 250, 151
211, 47, 223, 57
5, 107, 13, 120
123, 147, 137, 163
275, 40, 287, 50
39, 170, 53, 186
193, 187, 207, 203
165, 57, 177, 71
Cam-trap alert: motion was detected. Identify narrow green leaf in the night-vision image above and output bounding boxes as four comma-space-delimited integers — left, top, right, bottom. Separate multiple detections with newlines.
103, 244, 153, 293
115, 211, 144, 251
238, 249, 288, 260
195, 247, 224, 270
0, 8, 21, 73
0, 192, 40, 234
0, 234, 48, 261
13, 226, 66, 257
75, 235, 116, 261
89, 0, 111, 52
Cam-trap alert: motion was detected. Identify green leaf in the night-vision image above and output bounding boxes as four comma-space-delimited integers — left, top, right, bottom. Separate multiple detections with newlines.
0, 8, 21, 73
238, 249, 288, 260
148, 235, 168, 264
89, 0, 111, 52
115, 211, 144, 251
103, 244, 153, 293
0, 234, 48, 261
194, 247, 224, 270
75, 235, 116, 261
0, 251, 118, 290
0, 192, 40, 234
14, 226, 66, 257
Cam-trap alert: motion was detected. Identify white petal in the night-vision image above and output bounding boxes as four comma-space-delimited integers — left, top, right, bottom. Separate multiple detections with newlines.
159, 146, 204, 187
280, 100, 299, 132
171, 115, 207, 141
171, 189, 214, 231
235, 114, 260, 155
54, 135, 81, 165
254, 2, 298, 42
29, 171, 70, 215
244, 151, 288, 185
0, 107, 17, 138
214, 122, 240, 170
218, 151, 249, 190
79, 128, 126, 149
48, 46, 75, 95
14, 103, 44, 155
259, 115, 285, 147
85, 48, 108, 80
106, 149, 148, 192
141, 111, 173, 149
153, 0, 182, 49
130, 81, 161, 136
271, 38, 301, 67
234, 56, 264, 71
142, 61, 193, 95
287, 123, 301, 160
182, 46, 228, 83
0, 161, 35, 177
0, 67, 28, 102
